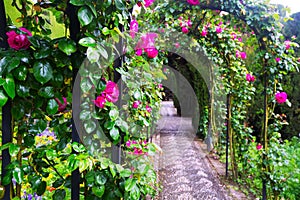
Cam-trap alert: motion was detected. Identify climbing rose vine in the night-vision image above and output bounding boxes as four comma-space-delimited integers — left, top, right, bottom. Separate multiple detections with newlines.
7, 27, 32, 50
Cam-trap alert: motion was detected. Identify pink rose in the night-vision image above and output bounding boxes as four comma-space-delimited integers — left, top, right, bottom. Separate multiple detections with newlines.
284, 40, 290, 50
187, 0, 200, 5
231, 32, 237, 40
275, 57, 281, 62
135, 32, 157, 50
132, 100, 141, 109
216, 26, 222, 33
146, 105, 152, 113
7, 27, 32, 50
182, 26, 189, 34
238, 38, 242, 42
136, 49, 143, 56
256, 143, 262, 150
201, 29, 207, 36
246, 74, 255, 82
187, 19, 192, 27
174, 42, 180, 48
103, 81, 119, 103
144, 0, 155, 7
55, 97, 67, 112
240, 52, 247, 59
130, 19, 138, 39
145, 48, 158, 58
93, 96, 106, 108
275, 92, 287, 104
236, 50, 240, 58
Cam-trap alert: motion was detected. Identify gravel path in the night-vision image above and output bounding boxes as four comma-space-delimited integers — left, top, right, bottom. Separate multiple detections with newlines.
155, 101, 231, 200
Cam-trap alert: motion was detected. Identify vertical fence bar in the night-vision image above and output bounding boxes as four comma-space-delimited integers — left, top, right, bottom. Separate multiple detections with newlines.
66, 2, 80, 200
225, 93, 229, 177
0, 1, 11, 199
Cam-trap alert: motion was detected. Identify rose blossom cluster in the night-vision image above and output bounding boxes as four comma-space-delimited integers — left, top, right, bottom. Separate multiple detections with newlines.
246, 73, 255, 82
93, 81, 119, 108
178, 16, 193, 34
135, 32, 159, 58
126, 139, 148, 155
132, 100, 152, 113
236, 50, 247, 60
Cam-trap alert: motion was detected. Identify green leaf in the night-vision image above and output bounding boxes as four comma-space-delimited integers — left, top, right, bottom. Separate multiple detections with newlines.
7, 58, 20, 73
102, 27, 110, 36
95, 172, 107, 185
23, 134, 35, 147
115, 0, 125, 10
125, 178, 137, 191
16, 84, 30, 97
79, 37, 96, 47
92, 185, 105, 198
53, 189, 66, 200
78, 6, 94, 26
12, 103, 25, 120
3, 75, 15, 99
98, 44, 108, 59
53, 179, 64, 188
46, 99, 58, 115
85, 171, 95, 186
0, 57, 9, 75
34, 48, 51, 59
80, 78, 92, 93
109, 126, 119, 141
36, 181, 46, 196
109, 109, 119, 121
33, 60, 53, 84
0, 89, 8, 107
120, 169, 132, 178
70, 0, 85, 6
84, 120, 96, 134
9, 143, 20, 157
13, 65, 28, 81
72, 142, 86, 153
13, 167, 24, 184
58, 39, 77, 55
38, 86, 54, 98
80, 110, 91, 120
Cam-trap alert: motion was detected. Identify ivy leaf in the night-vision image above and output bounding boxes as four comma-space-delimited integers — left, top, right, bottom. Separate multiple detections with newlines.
46, 99, 58, 115
0, 57, 9, 75
120, 169, 132, 178
84, 120, 96, 134
79, 37, 96, 47
3, 75, 16, 99
92, 185, 105, 198
0, 89, 8, 107
58, 39, 77, 55
109, 126, 119, 141
33, 60, 53, 84
23, 134, 35, 147
36, 181, 46, 196
53, 189, 66, 200
78, 6, 94, 26
80, 78, 92, 93
9, 143, 20, 157
13, 65, 28, 81
70, 0, 85, 6
16, 84, 30, 97
95, 172, 107, 185
38, 86, 54, 98
125, 178, 137, 191
7, 58, 20, 73
12, 167, 24, 184
115, 0, 125, 10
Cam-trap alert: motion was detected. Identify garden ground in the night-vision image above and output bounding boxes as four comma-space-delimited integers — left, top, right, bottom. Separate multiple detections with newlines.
153, 101, 251, 200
